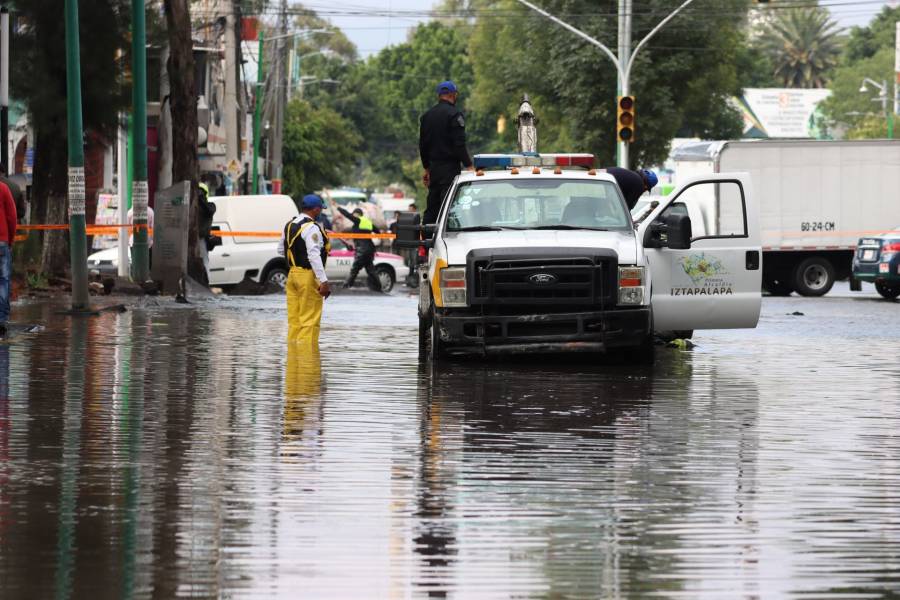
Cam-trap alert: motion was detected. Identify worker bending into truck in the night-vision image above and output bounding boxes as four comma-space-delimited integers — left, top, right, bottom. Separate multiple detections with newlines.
333, 199, 381, 290
606, 167, 658, 209
279, 194, 332, 344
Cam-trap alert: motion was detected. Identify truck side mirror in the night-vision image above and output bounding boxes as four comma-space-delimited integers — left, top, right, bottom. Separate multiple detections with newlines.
665, 213, 692, 250
394, 212, 435, 248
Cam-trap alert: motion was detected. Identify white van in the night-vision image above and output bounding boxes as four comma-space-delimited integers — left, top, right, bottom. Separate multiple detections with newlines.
88, 193, 409, 292
208, 194, 298, 287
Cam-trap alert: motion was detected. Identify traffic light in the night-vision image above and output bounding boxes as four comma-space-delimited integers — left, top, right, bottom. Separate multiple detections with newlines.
617, 95, 635, 143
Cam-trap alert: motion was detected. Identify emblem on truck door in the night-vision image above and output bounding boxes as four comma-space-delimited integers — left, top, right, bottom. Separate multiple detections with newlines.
528, 273, 558, 285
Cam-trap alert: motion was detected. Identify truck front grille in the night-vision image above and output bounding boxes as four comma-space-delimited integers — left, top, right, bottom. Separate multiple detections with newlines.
467, 248, 618, 308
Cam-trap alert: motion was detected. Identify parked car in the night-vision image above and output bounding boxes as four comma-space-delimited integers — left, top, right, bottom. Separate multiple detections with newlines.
851, 227, 900, 299
87, 194, 410, 293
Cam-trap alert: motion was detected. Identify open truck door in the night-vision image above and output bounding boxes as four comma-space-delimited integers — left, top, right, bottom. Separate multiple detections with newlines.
637, 173, 761, 331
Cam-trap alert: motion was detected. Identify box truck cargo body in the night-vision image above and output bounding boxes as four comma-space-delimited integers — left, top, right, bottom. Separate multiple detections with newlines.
672, 140, 900, 296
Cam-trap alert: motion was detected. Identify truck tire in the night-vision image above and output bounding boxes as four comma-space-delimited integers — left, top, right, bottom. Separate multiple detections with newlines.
430, 313, 447, 361
792, 257, 835, 297
875, 281, 900, 300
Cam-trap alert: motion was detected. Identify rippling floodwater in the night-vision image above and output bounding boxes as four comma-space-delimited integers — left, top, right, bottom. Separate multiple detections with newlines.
1, 286, 899, 599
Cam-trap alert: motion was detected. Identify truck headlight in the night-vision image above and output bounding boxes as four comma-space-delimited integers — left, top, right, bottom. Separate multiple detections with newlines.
438, 267, 467, 307
618, 266, 645, 305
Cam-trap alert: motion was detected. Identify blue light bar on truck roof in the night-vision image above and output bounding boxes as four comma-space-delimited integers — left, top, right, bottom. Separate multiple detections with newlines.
473, 153, 595, 170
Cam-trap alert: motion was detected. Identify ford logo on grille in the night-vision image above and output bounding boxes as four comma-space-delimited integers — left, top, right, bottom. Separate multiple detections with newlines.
528, 273, 558, 285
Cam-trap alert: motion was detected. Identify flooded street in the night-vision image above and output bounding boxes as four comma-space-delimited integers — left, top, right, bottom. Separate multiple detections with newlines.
1, 284, 899, 599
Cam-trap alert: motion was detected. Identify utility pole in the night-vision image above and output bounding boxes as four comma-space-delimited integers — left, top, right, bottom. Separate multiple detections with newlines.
131, 0, 150, 281
1, 6, 9, 176
224, 0, 240, 183
64, 0, 90, 310
270, 0, 287, 195
516, 0, 695, 168
251, 29, 264, 194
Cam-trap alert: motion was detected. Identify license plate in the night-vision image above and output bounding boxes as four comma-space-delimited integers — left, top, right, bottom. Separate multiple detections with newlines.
861, 239, 879, 245
879, 263, 889, 273
863, 249, 875, 260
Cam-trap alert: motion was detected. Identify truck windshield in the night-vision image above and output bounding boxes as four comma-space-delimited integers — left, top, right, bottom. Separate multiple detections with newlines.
446, 179, 629, 231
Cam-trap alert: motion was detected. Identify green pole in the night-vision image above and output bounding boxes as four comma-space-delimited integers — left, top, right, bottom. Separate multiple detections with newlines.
888, 108, 894, 140
130, 0, 149, 281
64, 0, 90, 310
126, 114, 133, 210
252, 30, 265, 194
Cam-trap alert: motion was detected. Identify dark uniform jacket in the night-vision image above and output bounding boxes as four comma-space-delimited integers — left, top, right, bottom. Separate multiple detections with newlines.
337, 207, 379, 255
419, 99, 472, 185
605, 167, 646, 210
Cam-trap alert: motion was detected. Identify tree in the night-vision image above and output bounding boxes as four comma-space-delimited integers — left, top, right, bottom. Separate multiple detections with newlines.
331, 22, 491, 190
467, 0, 746, 167
163, 0, 202, 281
757, 6, 842, 88
281, 99, 362, 195
843, 5, 900, 64
10, 0, 130, 276
820, 47, 895, 138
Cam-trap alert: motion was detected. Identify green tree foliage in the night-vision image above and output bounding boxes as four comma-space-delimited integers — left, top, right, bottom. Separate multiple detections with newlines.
819, 5, 899, 139
843, 5, 900, 63
468, 0, 746, 167
820, 47, 894, 138
281, 99, 362, 195
326, 22, 493, 188
757, 6, 841, 88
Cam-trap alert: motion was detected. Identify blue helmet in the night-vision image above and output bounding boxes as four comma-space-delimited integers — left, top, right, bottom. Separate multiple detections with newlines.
300, 193, 325, 209
436, 80, 458, 95
640, 170, 658, 190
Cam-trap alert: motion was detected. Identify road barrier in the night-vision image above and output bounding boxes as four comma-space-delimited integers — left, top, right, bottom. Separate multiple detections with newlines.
12, 223, 395, 244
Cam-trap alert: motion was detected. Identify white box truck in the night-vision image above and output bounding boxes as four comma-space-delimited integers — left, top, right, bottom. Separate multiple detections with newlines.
672, 139, 900, 296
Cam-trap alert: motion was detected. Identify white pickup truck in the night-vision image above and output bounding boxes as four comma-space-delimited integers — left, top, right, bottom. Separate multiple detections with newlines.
397, 153, 762, 363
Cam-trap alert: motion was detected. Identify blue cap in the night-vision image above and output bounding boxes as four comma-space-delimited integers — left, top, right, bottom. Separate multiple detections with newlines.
641, 170, 658, 190
300, 193, 325, 209
436, 80, 458, 95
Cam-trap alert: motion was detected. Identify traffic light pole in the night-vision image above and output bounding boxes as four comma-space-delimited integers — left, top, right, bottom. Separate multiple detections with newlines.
64, 0, 90, 310
516, 0, 695, 168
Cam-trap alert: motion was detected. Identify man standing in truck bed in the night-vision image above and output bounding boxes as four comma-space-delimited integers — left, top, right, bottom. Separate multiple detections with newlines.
419, 80, 473, 225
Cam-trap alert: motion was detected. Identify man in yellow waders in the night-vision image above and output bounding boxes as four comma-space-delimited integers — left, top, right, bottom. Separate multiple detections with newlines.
279, 194, 332, 344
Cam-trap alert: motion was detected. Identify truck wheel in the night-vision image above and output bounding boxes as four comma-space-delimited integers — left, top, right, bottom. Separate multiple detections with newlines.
429, 313, 447, 361
764, 278, 793, 296
875, 281, 900, 300
792, 257, 835, 297
624, 335, 655, 366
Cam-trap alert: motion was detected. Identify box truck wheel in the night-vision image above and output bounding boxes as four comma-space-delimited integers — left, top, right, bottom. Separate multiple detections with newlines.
792, 257, 835, 297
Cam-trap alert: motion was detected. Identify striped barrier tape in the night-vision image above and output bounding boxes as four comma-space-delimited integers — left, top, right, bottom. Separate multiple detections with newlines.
12, 224, 394, 243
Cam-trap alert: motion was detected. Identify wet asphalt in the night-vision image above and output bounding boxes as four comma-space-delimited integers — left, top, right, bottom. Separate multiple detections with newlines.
0, 281, 898, 599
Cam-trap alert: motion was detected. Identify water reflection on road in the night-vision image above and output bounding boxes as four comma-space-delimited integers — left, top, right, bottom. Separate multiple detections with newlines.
0, 290, 898, 599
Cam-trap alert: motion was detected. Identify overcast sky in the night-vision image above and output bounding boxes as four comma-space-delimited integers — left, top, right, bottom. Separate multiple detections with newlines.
310, 0, 899, 58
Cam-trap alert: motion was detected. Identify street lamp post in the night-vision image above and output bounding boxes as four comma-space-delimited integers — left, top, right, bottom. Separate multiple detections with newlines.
515, 0, 696, 168
859, 78, 894, 139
